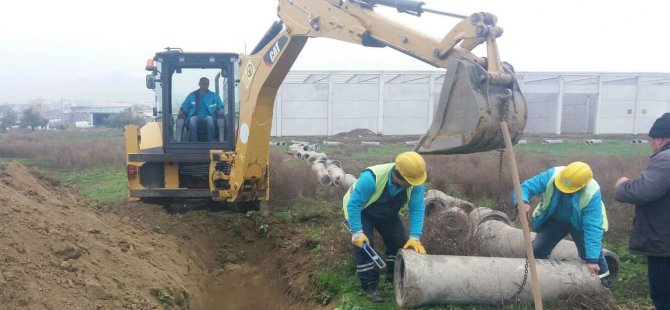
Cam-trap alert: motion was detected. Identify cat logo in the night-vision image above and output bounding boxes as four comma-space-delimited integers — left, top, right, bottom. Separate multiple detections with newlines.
263, 36, 289, 66
241, 62, 255, 88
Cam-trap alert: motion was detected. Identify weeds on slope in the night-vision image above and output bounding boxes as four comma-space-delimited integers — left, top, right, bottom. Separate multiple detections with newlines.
0, 128, 124, 169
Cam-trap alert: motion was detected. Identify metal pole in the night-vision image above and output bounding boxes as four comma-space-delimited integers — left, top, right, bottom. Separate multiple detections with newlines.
327, 73, 334, 136
501, 121, 543, 310
633, 76, 641, 135
555, 76, 564, 134
377, 73, 385, 135
593, 75, 603, 134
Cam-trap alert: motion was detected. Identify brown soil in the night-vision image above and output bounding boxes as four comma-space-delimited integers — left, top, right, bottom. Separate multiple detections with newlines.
0, 161, 321, 310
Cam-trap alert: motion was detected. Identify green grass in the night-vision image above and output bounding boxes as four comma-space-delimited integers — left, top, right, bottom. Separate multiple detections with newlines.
515, 139, 651, 157
57, 167, 125, 201
316, 267, 501, 310
0, 157, 36, 166
150, 288, 175, 309
1, 156, 126, 201
603, 240, 653, 306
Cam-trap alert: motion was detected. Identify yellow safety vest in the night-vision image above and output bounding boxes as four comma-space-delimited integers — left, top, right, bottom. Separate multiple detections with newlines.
342, 163, 413, 219
532, 166, 609, 231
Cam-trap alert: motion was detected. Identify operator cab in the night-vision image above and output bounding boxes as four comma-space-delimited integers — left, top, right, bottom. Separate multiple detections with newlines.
146, 49, 240, 154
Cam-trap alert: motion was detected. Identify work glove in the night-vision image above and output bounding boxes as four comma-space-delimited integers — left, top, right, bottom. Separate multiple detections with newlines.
351, 230, 369, 249
403, 237, 426, 254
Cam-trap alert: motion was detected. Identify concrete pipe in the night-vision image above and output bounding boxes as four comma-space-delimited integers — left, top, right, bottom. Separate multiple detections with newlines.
292, 140, 309, 145
329, 167, 346, 187
301, 151, 316, 160
468, 207, 512, 228
269, 141, 282, 147
289, 143, 305, 150
542, 139, 563, 144
474, 215, 620, 279
421, 191, 478, 255
303, 144, 321, 152
312, 163, 332, 186
325, 160, 342, 168
341, 174, 357, 190
322, 141, 342, 146
295, 150, 306, 159
311, 162, 326, 173
394, 250, 604, 308
585, 139, 602, 144
404, 141, 418, 146
517, 139, 528, 145
423, 206, 471, 254
307, 152, 328, 164
313, 157, 328, 165
424, 190, 475, 214
631, 139, 648, 144
361, 141, 381, 146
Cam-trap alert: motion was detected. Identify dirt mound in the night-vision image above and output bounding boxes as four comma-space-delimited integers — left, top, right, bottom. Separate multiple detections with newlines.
0, 161, 313, 309
333, 128, 377, 140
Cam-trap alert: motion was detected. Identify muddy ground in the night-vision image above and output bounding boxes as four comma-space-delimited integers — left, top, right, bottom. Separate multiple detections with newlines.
0, 161, 328, 310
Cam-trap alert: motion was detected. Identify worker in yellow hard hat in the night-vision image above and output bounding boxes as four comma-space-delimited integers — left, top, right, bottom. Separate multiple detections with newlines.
513, 161, 611, 288
342, 151, 427, 302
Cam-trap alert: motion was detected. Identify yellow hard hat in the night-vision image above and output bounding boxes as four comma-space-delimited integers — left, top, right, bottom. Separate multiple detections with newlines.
394, 152, 427, 186
554, 161, 593, 193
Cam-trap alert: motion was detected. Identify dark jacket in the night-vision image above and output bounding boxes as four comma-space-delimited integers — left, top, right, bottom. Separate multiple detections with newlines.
616, 142, 670, 256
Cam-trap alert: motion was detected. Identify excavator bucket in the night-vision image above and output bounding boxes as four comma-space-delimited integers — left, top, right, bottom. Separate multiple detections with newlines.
415, 58, 527, 155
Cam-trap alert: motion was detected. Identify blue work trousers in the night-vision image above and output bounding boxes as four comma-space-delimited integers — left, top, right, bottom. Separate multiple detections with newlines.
532, 217, 609, 276
188, 115, 215, 142
354, 213, 407, 289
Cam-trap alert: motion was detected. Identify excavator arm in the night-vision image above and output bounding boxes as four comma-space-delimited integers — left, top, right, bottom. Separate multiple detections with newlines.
211, 0, 526, 202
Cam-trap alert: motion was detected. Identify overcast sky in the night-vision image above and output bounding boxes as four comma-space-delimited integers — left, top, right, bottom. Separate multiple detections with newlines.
1, 0, 668, 104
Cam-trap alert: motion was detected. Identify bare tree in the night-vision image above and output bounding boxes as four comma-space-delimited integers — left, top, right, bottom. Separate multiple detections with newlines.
22, 107, 47, 131
0, 105, 18, 132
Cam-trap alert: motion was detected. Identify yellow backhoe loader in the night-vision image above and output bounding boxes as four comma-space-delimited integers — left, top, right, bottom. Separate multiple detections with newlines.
125, 0, 527, 208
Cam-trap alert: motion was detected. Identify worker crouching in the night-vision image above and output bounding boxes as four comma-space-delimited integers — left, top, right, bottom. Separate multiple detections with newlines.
513, 161, 612, 288
342, 152, 428, 302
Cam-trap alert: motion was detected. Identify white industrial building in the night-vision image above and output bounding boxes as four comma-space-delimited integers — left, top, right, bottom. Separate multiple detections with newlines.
271, 71, 670, 136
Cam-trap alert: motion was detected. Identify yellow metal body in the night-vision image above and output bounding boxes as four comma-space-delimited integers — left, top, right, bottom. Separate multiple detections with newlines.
126, 0, 525, 203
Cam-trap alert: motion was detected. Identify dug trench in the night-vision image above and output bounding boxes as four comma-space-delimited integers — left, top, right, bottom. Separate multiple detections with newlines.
0, 161, 332, 309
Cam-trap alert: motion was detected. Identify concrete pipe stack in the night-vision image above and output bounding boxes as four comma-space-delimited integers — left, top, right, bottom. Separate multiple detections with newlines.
631, 139, 649, 144
585, 139, 603, 144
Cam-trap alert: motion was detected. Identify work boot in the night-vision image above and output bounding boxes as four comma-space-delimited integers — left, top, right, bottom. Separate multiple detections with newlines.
363, 282, 384, 303
385, 272, 394, 284
601, 275, 613, 290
